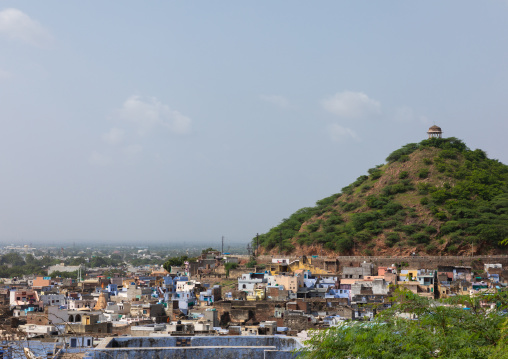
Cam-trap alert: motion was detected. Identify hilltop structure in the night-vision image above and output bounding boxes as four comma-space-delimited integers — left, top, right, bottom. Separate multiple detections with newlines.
427, 125, 442, 139
253, 136, 508, 256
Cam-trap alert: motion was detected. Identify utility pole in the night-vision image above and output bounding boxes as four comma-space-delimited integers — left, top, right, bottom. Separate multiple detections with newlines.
222, 236, 224, 255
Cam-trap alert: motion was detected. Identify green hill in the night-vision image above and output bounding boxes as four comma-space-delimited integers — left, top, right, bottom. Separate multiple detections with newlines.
254, 137, 508, 256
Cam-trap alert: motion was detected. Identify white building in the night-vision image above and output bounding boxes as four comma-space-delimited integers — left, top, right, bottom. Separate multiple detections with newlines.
40, 294, 66, 307
238, 273, 266, 292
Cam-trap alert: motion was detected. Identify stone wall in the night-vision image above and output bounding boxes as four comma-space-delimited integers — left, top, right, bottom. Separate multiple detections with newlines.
91, 335, 303, 359
111, 324, 131, 336
256, 255, 508, 272
283, 313, 315, 332
90, 346, 296, 359
339, 256, 508, 271
305, 298, 348, 313
257, 255, 508, 268
267, 287, 289, 301
26, 312, 50, 325
214, 301, 287, 324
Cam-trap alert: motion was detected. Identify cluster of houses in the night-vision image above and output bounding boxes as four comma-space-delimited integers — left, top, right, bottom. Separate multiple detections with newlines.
0, 251, 507, 344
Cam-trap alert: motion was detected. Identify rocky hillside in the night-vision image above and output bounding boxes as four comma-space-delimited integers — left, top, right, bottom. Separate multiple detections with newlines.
254, 137, 508, 256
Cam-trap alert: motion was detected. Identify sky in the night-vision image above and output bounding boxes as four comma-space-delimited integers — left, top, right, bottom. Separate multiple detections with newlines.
0, 1, 507, 246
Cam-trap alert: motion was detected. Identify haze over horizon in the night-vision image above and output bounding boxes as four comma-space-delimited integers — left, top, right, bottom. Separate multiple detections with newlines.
1, 1, 507, 245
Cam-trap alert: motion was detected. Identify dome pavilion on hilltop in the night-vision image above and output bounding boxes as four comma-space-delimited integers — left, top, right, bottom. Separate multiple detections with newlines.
427, 125, 442, 139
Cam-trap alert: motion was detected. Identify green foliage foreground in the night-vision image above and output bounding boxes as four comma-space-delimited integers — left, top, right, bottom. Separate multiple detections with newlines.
298, 289, 508, 359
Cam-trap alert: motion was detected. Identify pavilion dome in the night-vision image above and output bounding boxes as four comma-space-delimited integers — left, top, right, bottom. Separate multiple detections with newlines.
427, 125, 443, 138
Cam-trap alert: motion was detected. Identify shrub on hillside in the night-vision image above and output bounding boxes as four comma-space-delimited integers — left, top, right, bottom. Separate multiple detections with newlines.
398, 155, 410, 163
381, 220, 398, 229
339, 201, 361, 212
385, 232, 400, 247
435, 212, 448, 221
417, 183, 433, 195
365, 195, 389, 209
411, 232, 430, 244
386, 143, 419, 163
382, 202, 404, 216
355, 230, 373, 243
336, 236, 354, 253
424, 226, 438, 234
418, 168, 430, 178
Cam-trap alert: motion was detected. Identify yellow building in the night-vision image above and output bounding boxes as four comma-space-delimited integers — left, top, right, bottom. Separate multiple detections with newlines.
246, 288, 265, 301
268, 257, 332, 275
398, 270, 418, 282
288, 259, 331, 275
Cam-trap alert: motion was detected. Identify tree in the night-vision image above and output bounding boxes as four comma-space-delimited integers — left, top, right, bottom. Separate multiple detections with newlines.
163, 256, 189, 272
89, 256, 108, 268
299, 289, 508, 359
224, 262, 238, 278
0, 252, 25, 267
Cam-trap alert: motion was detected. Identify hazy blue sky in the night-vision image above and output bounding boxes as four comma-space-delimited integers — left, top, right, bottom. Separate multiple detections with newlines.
1, 1, 507, 246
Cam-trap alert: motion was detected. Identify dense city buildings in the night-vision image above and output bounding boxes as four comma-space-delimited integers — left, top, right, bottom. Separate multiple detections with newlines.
0, 245, 506, 357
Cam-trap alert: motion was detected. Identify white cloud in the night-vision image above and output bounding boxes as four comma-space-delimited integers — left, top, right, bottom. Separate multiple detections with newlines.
123, 144, 143, 155
0, 8, 52, 46
102, 127, 124, 145
0, 69, 12, 79
260, 95, 289, 108
394, 106, 429, 124
118, 96, 191, 135
328, 123, 358, 142
89, 151, 111, 166
322, 91, 381, 118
